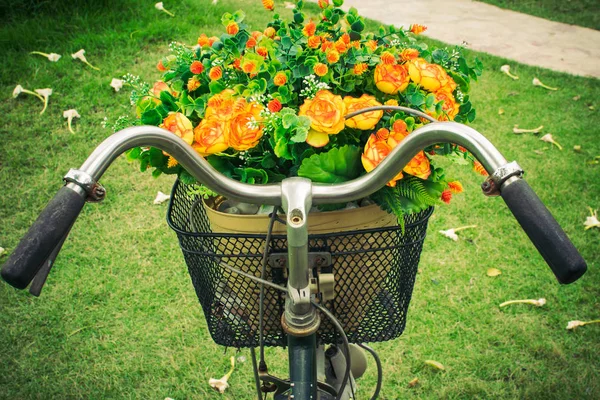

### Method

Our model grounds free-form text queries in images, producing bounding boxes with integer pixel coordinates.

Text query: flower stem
[583,319,600,326]
[22,89,45,103]
[161,8,175,17]
[83,60,100,71]
[30,51,50,58]
[40,97,49,115]
[452,225,477,232]
[67,117,75,133]
[500,299,538,307]
[223,356,236,381]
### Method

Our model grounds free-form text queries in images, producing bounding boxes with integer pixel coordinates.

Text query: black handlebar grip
[500,178,587,284]
[1,185,86,289]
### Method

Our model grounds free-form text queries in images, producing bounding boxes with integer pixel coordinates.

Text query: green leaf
[290,127,308,143]
[275,138,293,160]
[261,154,277,169]
[298,145,361,183]
[234,167,268,184]
[141,108,162,126]
[282,113,299,129]
[159,90,178,111]
[209,80,226,94]
[126,147,142,162]
[467,108,477,122]
[370,186,405,229]
[179,169,197,185]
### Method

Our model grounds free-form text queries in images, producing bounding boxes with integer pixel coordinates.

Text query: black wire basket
[167,180,433,348]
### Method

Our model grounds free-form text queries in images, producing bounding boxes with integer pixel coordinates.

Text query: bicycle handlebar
[0,116,587,290]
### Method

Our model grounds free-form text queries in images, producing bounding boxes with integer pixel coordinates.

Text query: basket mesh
[167,180,432,347]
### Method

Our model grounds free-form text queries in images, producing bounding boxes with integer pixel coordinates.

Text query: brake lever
[29,225,72,297]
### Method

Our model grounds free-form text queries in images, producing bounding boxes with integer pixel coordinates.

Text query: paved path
[313,0,600,78]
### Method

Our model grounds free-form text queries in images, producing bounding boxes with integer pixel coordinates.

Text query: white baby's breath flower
[513,125,543,134]
[71,49,100,70]
[532,77,558,91]
[209,356,236,394]
[540,133,563,150]
[500,65,519,80]
[31,51,61,62]
[499,298,546,308]
[110,78,124,92]
[34,88,52,114]
[584,207,600,230]
[63,109,80,133]
[155,2,175,16]
[153,191,171,205]
[438,225,477,241]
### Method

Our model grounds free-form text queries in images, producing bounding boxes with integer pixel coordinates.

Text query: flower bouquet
[120,0,484,221]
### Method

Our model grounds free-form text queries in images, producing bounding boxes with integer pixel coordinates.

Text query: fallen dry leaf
[540,133,563,150]
[439,225,477,241]
[567,319,600,330]
[500,298,546,308]
[153,191,170,205]
[500,65,519,80]
[573,145,582,152]
[424,360,445,371]
[513,125,543,134]
[408,377,420,387]
[584,207,600,230]
[487,268,502,277]
[498,108,505,115]
[573,95,581,101]
[532,77,558,91]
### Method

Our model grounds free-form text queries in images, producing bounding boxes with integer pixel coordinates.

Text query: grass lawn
[476,0,600,30]
[1,0,599,399]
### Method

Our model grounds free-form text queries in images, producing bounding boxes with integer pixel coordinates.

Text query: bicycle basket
[167,180,432,348]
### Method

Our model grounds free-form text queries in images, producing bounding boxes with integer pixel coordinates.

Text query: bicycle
[1,106,587,399]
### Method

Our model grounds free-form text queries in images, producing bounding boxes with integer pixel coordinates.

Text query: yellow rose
[228,100,264,151]
[408,58,457,93]
[205,89,236,121]
[374,64,410,95]
[403,150,431,179]
[193,118,230,156]
[344,94,383,130]
[431,90,459,121]
[161,112,194,145]
[299,90,346,147]
[386,121,432,180]
[361,133,403,187]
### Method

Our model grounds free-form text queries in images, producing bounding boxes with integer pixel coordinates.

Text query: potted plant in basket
[118,0,484,227]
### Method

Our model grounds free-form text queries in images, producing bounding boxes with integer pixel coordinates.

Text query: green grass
[476,0,600,30]
[1,0,599,399]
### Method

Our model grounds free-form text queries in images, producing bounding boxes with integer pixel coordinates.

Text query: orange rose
[385,99,399,107]
[429,90,459,121]
[246,37,257,48]
[161,113,194,145]
[242,59,258,74]
[226,22,239,35]
[205,89,236,120]
[303,21,316,37]
[190,61,204,74]
[374,64,410,95]
[400,48,419,62]
[353,63,368,75]
[380,51,396,65]
[341,33,351,45]
[197,34,210,47]
[187,76,201,92]
[326,49,340,64]
[193,118,230,156]
[299,90,346,147]
[157,60,167,71]
[208,36,219,46]
[410,24,427,35]
[228,100,264,151]
[441,189,452,204]
[313,63,328,77]
[268,99,282,113]
[448,181,464,194]
[262,0,274,11]
[321,41,334,52]
[365,40,378,52]
[408,58,457,93]
[273,72,287,86]
[209,66,222,80]
[344,94,383,130]
[402,150,431,179]
[256,47,268,58]
[334,40,347,53]
[392,119,408,135]
[307,35,321,49]
[318,0,329,8]
[264,27,276,38]
[361,134,403,187]
[152,81,176,98]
